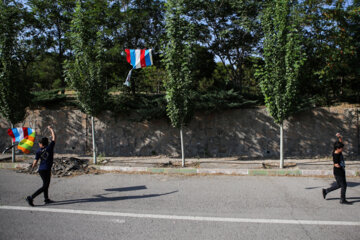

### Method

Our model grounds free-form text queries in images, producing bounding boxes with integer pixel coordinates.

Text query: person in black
[26,126,56,206]
[322,140,352,205]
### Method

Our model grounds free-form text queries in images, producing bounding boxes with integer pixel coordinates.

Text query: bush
[30,88,71,108]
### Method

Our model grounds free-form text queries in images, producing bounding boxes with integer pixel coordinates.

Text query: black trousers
[32,170,51,200]
[325,174,347,201]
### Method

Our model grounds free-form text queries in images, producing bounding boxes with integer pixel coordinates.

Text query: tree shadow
[305,186,323,190]
[104,186,147,192]
[48,186,178,206]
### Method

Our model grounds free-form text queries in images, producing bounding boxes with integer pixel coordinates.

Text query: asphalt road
[0,169,359,240]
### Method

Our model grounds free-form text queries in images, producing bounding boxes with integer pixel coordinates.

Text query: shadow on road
[104,186,147,192]
[305,181,360,190]
[48,185,178,206]
[348,182,360,188]
[325,197,360,203]
[305,181,360,204]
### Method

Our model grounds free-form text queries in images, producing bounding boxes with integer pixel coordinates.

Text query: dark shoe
[44,199,55,204]
[340,199,352,205]
[26,196,34,207]
[322,189,327,199]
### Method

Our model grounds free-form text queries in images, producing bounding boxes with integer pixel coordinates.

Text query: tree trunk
[11,123,15,163]
[91,116,97,164]
[180,127,185,167]
[280,123,284,169]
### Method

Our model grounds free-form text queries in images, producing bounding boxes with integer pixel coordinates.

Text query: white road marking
[1,205,359,226]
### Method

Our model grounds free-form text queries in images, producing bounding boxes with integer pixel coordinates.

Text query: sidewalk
[1,154,359,177]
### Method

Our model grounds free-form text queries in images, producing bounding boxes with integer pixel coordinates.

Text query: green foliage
[256,0,306,124]
[0,1,31,124]
[193,90,258,112]
[103,0,165,93]
[162,0,194,129]
[29,89,258,121]
[28,54,61,90]
[134,66,167,94]
[109,94,167,121]
[185,0,263,92]
[299,0,360,105]
[2,0,359,117]
[64,0,108,117]
[28,0,76,90]
[108,90,257,121]
[190,45,217,91]
[30,89,69,108]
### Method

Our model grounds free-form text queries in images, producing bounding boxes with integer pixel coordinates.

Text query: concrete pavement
[1,170,360,240]
[1,154,359,177]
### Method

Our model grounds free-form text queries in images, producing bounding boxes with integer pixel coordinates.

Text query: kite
[7,127,36,154]
[124,49,153,86]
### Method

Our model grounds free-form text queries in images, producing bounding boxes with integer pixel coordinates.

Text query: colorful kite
[124,49,153,86]
[7,127,36,154]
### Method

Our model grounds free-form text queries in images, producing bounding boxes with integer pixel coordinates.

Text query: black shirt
[36,141,55,171]
[333,152,345,176]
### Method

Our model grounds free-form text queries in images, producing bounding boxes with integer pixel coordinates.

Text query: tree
[162,0,194,167]
[299,0,360,106]
[64,0,108,164]
[190,45,217,92]
[105,0,165,95]
[256,0,306,168]
[315,0,360,103]
[0,1,31,162]
[28,0,75,91]
[185,0,263,92]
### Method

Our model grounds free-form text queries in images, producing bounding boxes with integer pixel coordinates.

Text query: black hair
[39,137,49,146]
[334,141,344,150]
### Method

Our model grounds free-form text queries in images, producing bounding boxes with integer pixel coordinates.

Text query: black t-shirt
[36,141,55,171]
[333,152,345,176]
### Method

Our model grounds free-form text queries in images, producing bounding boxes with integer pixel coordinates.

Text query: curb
[0,162,30,169]
[0,163,358,177]
[91,165,360,177]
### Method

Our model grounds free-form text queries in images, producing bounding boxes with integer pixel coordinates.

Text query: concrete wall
[1,106,359,159]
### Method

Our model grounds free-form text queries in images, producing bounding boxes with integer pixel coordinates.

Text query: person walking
[322,135,352,205]
[26,126,56,206]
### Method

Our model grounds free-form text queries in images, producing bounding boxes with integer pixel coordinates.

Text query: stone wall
[1,106,359,158]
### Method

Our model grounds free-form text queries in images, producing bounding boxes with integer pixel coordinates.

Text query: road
[0,169,359,240]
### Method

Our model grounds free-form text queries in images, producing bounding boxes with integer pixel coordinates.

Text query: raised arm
[336,133,342,143]
[48,126,56,142]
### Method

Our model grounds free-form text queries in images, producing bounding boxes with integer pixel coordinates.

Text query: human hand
[32,160,37,169]
[336,133,342,138]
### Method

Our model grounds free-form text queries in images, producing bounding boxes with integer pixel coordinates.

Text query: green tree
[28,0,76,91]
[256,0,306,168]
[105,0,165,95]
[0,1,31,162]
[162,0,194,167]
[64,0,108,164]
[190,45,217,92]
[185,0,263,92]
[300,0,360,105]
[316,0,360,103]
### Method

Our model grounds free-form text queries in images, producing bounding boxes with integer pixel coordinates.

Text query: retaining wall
[0,106,359,158]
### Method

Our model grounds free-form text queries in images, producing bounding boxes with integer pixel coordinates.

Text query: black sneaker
[340,199,352,205]
[26,196,34,207]
[322,189,327,199]
[44,199,55,204]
